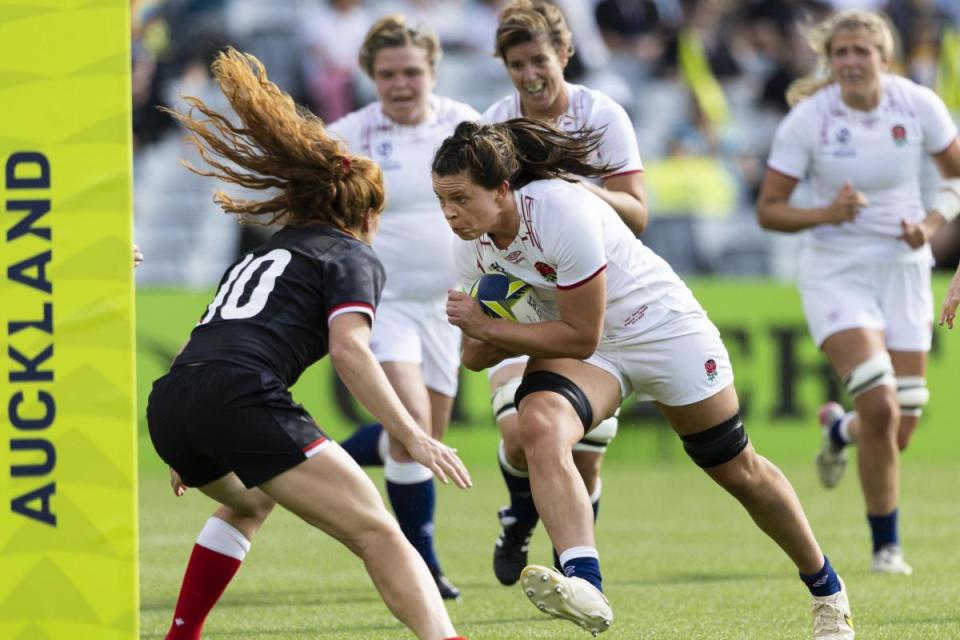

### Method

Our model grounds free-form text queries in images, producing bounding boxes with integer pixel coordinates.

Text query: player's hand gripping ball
[469,272,543,323]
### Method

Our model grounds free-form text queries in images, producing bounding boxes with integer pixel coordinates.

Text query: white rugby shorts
[585,309,735,406]
[798,253,932,351]
[369,298,461,397]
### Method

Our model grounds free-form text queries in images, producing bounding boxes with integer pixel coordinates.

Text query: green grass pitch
[138,424,960,639]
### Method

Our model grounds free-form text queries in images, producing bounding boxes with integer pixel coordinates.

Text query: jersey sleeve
[593,97,644,176]
[911,84,958,154]
[536,187,607,290]
[322,247,385,325]
[767,103,814,180]
[479,96,512,124]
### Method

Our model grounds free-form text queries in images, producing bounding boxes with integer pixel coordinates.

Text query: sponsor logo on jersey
[705,359,718,383]
[832,127,856,158]
[505,250,524,264]
[488,262,505,274]
[892,124,907,146]
[624,305,648,326]
[374,139,401,170]
[534,261,557,282]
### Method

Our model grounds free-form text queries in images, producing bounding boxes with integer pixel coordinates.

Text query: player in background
[328,15,480,600]
[435,119,854,639]
[756,9,960,575]
[147,48,471,640]
[480,0,648,586]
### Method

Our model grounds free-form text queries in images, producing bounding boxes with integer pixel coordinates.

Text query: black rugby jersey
[174,224,385,386]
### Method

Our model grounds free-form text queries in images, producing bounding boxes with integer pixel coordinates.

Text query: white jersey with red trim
[481,83,643,185]
[768,74,957,263]
[330,95,479,301]
[455,179,699,344]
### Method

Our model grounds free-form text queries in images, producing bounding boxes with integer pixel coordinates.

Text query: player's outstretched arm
[328,312,472,489]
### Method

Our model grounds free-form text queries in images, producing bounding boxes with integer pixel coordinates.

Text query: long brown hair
[787,10,897,107]
[432,119,618,190]
[166,48,384,231]
[495,0,573,61]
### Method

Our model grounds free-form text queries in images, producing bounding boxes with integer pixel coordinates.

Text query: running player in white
[757,10,960,576]
[329,15,479,599]
[480,0,647,586]
[434,118,854,639]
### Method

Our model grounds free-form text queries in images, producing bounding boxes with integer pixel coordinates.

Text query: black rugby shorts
[147,362,329,488]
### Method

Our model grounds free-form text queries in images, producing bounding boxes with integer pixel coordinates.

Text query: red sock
[166,518,249,640]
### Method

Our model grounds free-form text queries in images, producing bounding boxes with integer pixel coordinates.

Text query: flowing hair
[431,118,618,190]
[786,10,897,107]
[164,48,384,231]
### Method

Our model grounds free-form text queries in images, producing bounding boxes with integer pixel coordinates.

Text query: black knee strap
[681,413,748,468]
[514,371,593,431]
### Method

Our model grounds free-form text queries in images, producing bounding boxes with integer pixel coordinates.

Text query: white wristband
[932,177,960,222]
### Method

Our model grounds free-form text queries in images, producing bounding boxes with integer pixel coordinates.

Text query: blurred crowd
[131,0,960,285]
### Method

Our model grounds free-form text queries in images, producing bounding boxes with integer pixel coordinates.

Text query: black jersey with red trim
[174,224,385,386]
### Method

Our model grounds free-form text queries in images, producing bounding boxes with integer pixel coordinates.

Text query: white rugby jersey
[481,83,643,185]
[768,74,957,262]
[330,95,479,301]
[455,179,700,344]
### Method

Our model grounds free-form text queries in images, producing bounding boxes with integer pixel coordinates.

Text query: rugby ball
[469,272,543,323]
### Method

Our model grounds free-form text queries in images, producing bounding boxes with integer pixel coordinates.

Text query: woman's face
[372,45,436,125]
[432,172,507,241]
[503,37,568,119]
[828,27,887,109]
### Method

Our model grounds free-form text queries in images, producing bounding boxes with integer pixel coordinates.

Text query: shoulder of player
[567,83,629,122]
[519,180,593,221]
[884,73,940,110]
[272,226,375,263]
[479,94,515,123]
[433,94,481,122]
[327,103,380,141]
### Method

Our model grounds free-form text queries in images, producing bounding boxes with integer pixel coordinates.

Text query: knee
[518,399,566,454]
[220,491,276,533]
[344,511,405,557]
[857,390,899,437]
[709,447,766,498]
[500,435,527,470]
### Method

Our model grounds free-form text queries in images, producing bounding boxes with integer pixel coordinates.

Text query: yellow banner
[0,2,137,638]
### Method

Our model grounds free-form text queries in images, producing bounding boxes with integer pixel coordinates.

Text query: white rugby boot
[815,402,848,489]
[811,578,855,639]
[520,565,612,636]
[871,545,913,575]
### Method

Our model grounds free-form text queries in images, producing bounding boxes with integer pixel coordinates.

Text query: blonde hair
[787,10,897,106]
[495,0,574,62]
[166,48,384,231]
[358,14,442,77]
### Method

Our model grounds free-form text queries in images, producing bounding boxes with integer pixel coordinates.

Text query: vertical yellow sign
[0,2,137,639]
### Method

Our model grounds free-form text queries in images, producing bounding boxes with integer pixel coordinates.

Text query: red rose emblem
[892,124,906,146]
[534,261,557,282]
[705,359,717,374]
